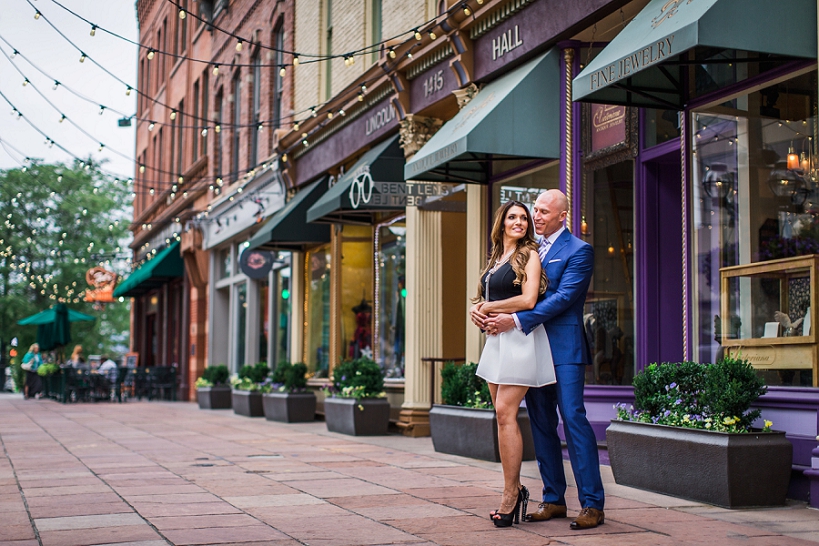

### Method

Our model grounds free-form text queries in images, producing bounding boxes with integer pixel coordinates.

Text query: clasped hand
[469,302,514,335]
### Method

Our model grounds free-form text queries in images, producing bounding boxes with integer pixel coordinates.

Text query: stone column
[464,184,487,365]
[397,114,443,437]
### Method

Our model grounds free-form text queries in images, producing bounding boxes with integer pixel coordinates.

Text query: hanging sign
[239,248,275,279]
[590,104,627,152]
[84,267,119,303]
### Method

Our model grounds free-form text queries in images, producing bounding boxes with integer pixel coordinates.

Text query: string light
[235,40,243,52]
[214,124,221,133]
[52,81,59,90]
[389,48,396,59]
[79,52,86,63]
[464,6,472,15]
[327,111,333,120]
[212,64,219,76]
[279,66,286,77]
[34,11,41,20]
[148,121,155,131]
[125,86,132,96]
[98,105,105,115]
[178,9,186,19]
[429,29,437,40]
[170,110,177,120]
[22,79,28,87]
[147,49,155,60]
[292,56,299,67]
[90,25,96,37]
[59,114,66,123]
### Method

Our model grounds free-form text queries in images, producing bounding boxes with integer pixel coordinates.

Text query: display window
[340,225,374,363]
[375,220,406,379]
[692,69,818,387]
[305,245,332,376]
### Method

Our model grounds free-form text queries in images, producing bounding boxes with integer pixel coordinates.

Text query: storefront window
[271,260,291,366]
[376,221,405,378]
[582,161,636,386]
[341,225,374,362]
[492,162,560,210]
[259,280,269,364]
[306,245,331,376]
[692,70,818,387]
[235,282,247,366]
[644,109,680,148]
[220,247,232,279]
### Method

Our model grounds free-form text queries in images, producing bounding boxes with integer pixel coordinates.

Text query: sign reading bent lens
[347,172,458,209]
[239,248,275,279]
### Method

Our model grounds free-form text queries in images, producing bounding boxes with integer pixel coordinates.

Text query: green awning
[113,241,183,298]
[404,49,560,184]
[247,179,331,251]
[18,306,95,325]
[306,136,406,225]
[573,0,816,108]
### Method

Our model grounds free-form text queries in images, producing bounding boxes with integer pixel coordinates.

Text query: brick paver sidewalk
[1,393,817,546]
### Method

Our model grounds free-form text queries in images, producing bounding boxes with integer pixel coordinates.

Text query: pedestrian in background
[67,345,87,370]
[22,343,42,399]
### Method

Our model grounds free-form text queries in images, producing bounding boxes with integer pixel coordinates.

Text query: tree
[0,159,132,358]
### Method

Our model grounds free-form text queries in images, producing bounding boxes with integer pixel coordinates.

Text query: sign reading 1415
[423,69,445,98]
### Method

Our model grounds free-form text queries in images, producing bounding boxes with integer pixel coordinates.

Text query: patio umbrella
[17,304,95,351]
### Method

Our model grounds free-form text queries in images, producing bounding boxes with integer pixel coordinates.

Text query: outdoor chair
[64,368,91,403]
[148,366,177,401]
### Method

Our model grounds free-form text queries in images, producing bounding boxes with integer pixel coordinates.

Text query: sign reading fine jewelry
[588,35,676,91]
[348,169,456,208]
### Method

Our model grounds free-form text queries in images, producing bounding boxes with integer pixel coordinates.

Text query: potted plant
[323,357,390,435]
[262,362,316,422]
[231,362,269,417]
[195,365,231,409]
[609,357,792,508]
[37,363,60,400]
[429,362,536,462]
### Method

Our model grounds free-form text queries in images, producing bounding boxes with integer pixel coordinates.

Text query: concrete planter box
[263,392,317,423]
[607,420,793,508]
[429,405,535,462]
[197,386,232,409]
[324,397,390,435]
[231,390,264,417]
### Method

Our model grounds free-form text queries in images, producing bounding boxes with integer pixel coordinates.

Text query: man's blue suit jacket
[517,229,593,366]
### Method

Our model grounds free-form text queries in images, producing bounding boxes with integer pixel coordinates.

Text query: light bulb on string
[90,25,96,36]
[464,6,472,15]
[59,114,66,123]
[126,86,132,96]
[292,56,299,67]
[429,30,437,40]
[98,143,104,151]
[201,128,208,137]
[414,29,422,41]
[98,105,105,115]
[407,51,413,59]
[10,50,17,59]
[214,124,221,133]
[52,81,59,90]
[389,48,396,59]
[279,66,286,77]
[149,187,155,195]
[235,40,243,52]
[327,111,333,120]
[212,64,219,75]
[311,107,317,117]
[22,79,28,86]
[79,52,86,63]
[147,49,155,60]
[258,123,264,131]
[34,11,41,20]
[170,110,177,120]
[293,121,299,131]
[148,121,155,131]
[179,9,186,19]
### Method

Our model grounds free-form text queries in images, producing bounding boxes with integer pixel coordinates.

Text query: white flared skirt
[476,324,556,387]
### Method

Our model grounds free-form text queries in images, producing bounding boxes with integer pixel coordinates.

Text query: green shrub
[440,362,492,409]
[271,362,308,393]
[37,363,60,377]
[239,362,269,384]
[332,357,384,398]
[231,376,258,392]
[620,357,767,432]
[202,364,229,386]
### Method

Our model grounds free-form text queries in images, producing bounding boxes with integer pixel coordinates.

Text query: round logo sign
[348,171,374,209]
[239,248,275,279]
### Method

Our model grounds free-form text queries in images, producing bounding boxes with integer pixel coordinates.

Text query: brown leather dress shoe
[570,507,604,530]
[524,502,567,522]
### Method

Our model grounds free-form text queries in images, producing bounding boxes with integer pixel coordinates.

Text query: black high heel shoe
[489,485,529,521]
[492,486,529,528]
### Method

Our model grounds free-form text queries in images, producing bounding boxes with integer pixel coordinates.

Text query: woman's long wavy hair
[472,200,548,303]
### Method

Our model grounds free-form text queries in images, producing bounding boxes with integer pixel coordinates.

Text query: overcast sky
[0,1,138,178]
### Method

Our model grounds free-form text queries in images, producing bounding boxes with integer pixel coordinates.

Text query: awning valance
[404,49,561,184]
[113,241,183,298]
[573,0,816,108]
[306,135,406,225]
[247,179,331,251]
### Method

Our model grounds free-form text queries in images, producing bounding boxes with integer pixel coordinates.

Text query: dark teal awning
[113,241,183,298]
[405,49,560,184]
[247,179,331,251]
[573,0,816,108]
[306,136,406,225]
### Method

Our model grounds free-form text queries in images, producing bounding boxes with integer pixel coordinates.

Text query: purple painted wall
[294,98,399,187]
[472,0,615,81]
[410,60,459,113]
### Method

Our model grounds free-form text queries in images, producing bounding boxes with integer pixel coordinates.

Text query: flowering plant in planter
[440,362,492,409]
[328,357,385,399]
[614,358,771,432]
[270,362,309,393]
[195,364,230,388]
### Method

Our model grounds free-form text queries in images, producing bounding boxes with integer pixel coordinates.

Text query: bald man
[473,190,605,530]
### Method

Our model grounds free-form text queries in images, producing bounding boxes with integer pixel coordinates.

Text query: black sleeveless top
[481,262,522,302]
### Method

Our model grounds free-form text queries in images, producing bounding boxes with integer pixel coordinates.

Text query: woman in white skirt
[471,200,555,527]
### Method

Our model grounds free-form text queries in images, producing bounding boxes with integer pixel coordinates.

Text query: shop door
[637,150,684,366]
[145,313,157,367]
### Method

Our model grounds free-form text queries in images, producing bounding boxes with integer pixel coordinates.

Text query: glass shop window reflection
[306,246,331,377]
[692,70,818,387]
[376,222,406,379]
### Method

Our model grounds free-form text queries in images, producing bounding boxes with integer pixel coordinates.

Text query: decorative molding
[468,0,536,40]
[406,44,454,80]
[564,48,574,233]
[398,115,443,159]
[453,83,482,109]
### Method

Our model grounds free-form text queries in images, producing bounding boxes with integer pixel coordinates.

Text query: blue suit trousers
[525,363,604,510]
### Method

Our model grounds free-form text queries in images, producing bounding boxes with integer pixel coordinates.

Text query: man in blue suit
[476,189,605,530]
